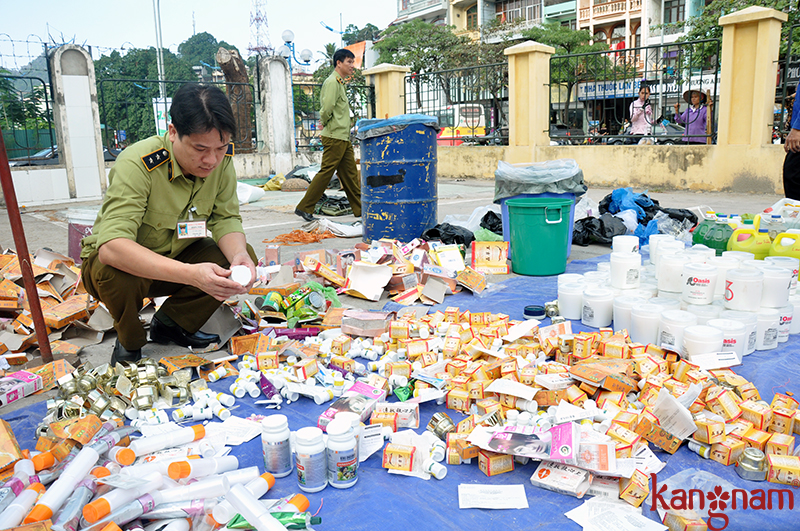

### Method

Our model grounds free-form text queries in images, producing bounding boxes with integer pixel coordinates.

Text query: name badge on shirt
[177,219,206,239]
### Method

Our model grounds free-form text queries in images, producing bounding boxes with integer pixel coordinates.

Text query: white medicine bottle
[325,419,358,489]
[295,426,328,493]
[261,414,293,478]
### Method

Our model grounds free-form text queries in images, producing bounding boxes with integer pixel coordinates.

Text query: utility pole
[152,0,166,100]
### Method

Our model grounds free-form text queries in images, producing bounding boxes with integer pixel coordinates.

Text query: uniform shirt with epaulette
[80,132,242,260]
[320,70,351,141]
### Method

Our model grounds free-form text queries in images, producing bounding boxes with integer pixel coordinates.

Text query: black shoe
[149,314,220,349]
[111,339,142,367]
[295,208,316,222]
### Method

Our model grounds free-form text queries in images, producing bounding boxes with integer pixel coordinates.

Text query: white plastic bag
[442,204,502,234]
[236,182,266,205]
[574,195,598,221]
[613,209,639,234]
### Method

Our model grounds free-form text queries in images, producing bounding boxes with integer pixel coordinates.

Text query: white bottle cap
[423,458,447,480]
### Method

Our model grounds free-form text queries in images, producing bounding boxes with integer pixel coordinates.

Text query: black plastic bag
[422,223,475,247]
[480,211,503,235]
[572,214,627,246]
[657,207,697,226]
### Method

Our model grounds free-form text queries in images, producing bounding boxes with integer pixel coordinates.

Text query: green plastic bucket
[506,197,574,276]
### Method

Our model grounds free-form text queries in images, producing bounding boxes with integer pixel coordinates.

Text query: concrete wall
[438,143,786,194]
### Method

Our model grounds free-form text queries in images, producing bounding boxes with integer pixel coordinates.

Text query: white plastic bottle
[212,472,275,525]
[325,419,358,489]
[294,427,327,493]
[261,415,293,478]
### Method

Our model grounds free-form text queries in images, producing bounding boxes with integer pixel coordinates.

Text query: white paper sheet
[651,387,697,440]
[584,509,667,531]
[485,379,538,401]
[458,484,529,509]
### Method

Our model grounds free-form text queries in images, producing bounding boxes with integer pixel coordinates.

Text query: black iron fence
[0,73,55,161]
[549,38,720,145]
[403,63,509,146]
[292,82,375,149]
[97,78,257,152]
[777,24,800,143]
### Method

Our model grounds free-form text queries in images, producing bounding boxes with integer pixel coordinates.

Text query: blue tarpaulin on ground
[2,254,800,531]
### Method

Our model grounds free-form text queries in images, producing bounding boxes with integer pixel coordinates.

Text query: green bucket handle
[545,206,563,225]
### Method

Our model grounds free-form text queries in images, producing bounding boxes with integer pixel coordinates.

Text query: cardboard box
[0,419,23,472]
[264,245,281,266]
[770,407,795,435]
[693,417,726,445]
[470,241,509,274]
[382,443,415,471]
[317,381,385,430]
[766,433,795,456]
[767,454,800,487]
[710,437,745,466]
[0,371,43,408]
[739,400,772,431]
[662,510,708,531]
[620,468,650,507]
[478,450,514,477]
[634,416,681,454]
[42,294,90,329]
[370,411,398,432]
[742,428,771,452]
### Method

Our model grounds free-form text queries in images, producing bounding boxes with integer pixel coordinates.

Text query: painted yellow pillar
[362,63,410,119]
[717,6,787,147]
[504,41,555,148]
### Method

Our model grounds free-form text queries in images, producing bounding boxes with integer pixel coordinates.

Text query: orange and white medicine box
[739,400,772,431]
[330,335,351,355]
[710,437,745,466]
[766,433,795,456]
[767,454,800,487]
[382,443,415,471]
[692,417,725,445]
[477,450,514,477]
[662,510,708,531]
[369,411,398,432]
[256,351,280,370]
[619,468,650,508]
[770,407,795,435]
[293,358,318,380]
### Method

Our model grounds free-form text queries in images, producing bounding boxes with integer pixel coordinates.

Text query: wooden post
[0,130,53,363]
[216,47,254,153]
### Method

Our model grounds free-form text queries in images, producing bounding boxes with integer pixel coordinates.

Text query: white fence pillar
[49,45,106,199]
[257,56,295,175]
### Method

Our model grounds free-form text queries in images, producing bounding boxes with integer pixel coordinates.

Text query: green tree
[319,43,337,69]
[682,0,797,51]
[342,23,381,46]
[522,23,609,124]
[373,20,468,75]
[94,47,196,146]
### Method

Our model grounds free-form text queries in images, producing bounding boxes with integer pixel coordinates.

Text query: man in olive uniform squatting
[80,84,258,366]
[295,48,362,221]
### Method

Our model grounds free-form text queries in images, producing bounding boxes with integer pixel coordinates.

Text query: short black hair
[169,84,236,140]
[333,48,355,67]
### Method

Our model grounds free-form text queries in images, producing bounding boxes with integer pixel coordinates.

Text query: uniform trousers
[82,238,256,350]
[297,136,362,216]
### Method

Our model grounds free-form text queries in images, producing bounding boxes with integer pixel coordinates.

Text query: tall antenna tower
[248,0,273,56]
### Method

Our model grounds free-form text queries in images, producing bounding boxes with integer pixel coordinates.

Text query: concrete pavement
[0,178,785,414]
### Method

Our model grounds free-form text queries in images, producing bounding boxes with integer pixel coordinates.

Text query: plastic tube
[26,446,100,523]
[83,471,163,523]
[120,455,201,478]
[77,495,156,531]
[221,466,260,486]
[143,518,191,531]
[139,499,214,519]
[167,456,239,480]
[51,476,98,531]
[213,472,276,525]
[87,421,121,446]
[117,425,205,466]
[151,475,230,506]
[0,483,46,528]
[88,428,137,456]
[225,483,287,531]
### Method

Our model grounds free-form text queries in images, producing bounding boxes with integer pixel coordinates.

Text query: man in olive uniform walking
[81,84,258,365]
[295,48,362,221]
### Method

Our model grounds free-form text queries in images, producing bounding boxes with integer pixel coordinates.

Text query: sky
[0,0,398,71]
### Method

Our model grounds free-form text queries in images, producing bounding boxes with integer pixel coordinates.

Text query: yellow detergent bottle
[768,231,800,259]
[727,226,771,259]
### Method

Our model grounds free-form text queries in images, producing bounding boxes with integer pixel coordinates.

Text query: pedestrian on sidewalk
[80,83,258,366]
[674,90,711,145]
[784,90,800,200]
[629,85,653,145]
[295,48,362,222]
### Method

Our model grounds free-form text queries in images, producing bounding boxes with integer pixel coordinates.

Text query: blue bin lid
[355,114,441,140]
